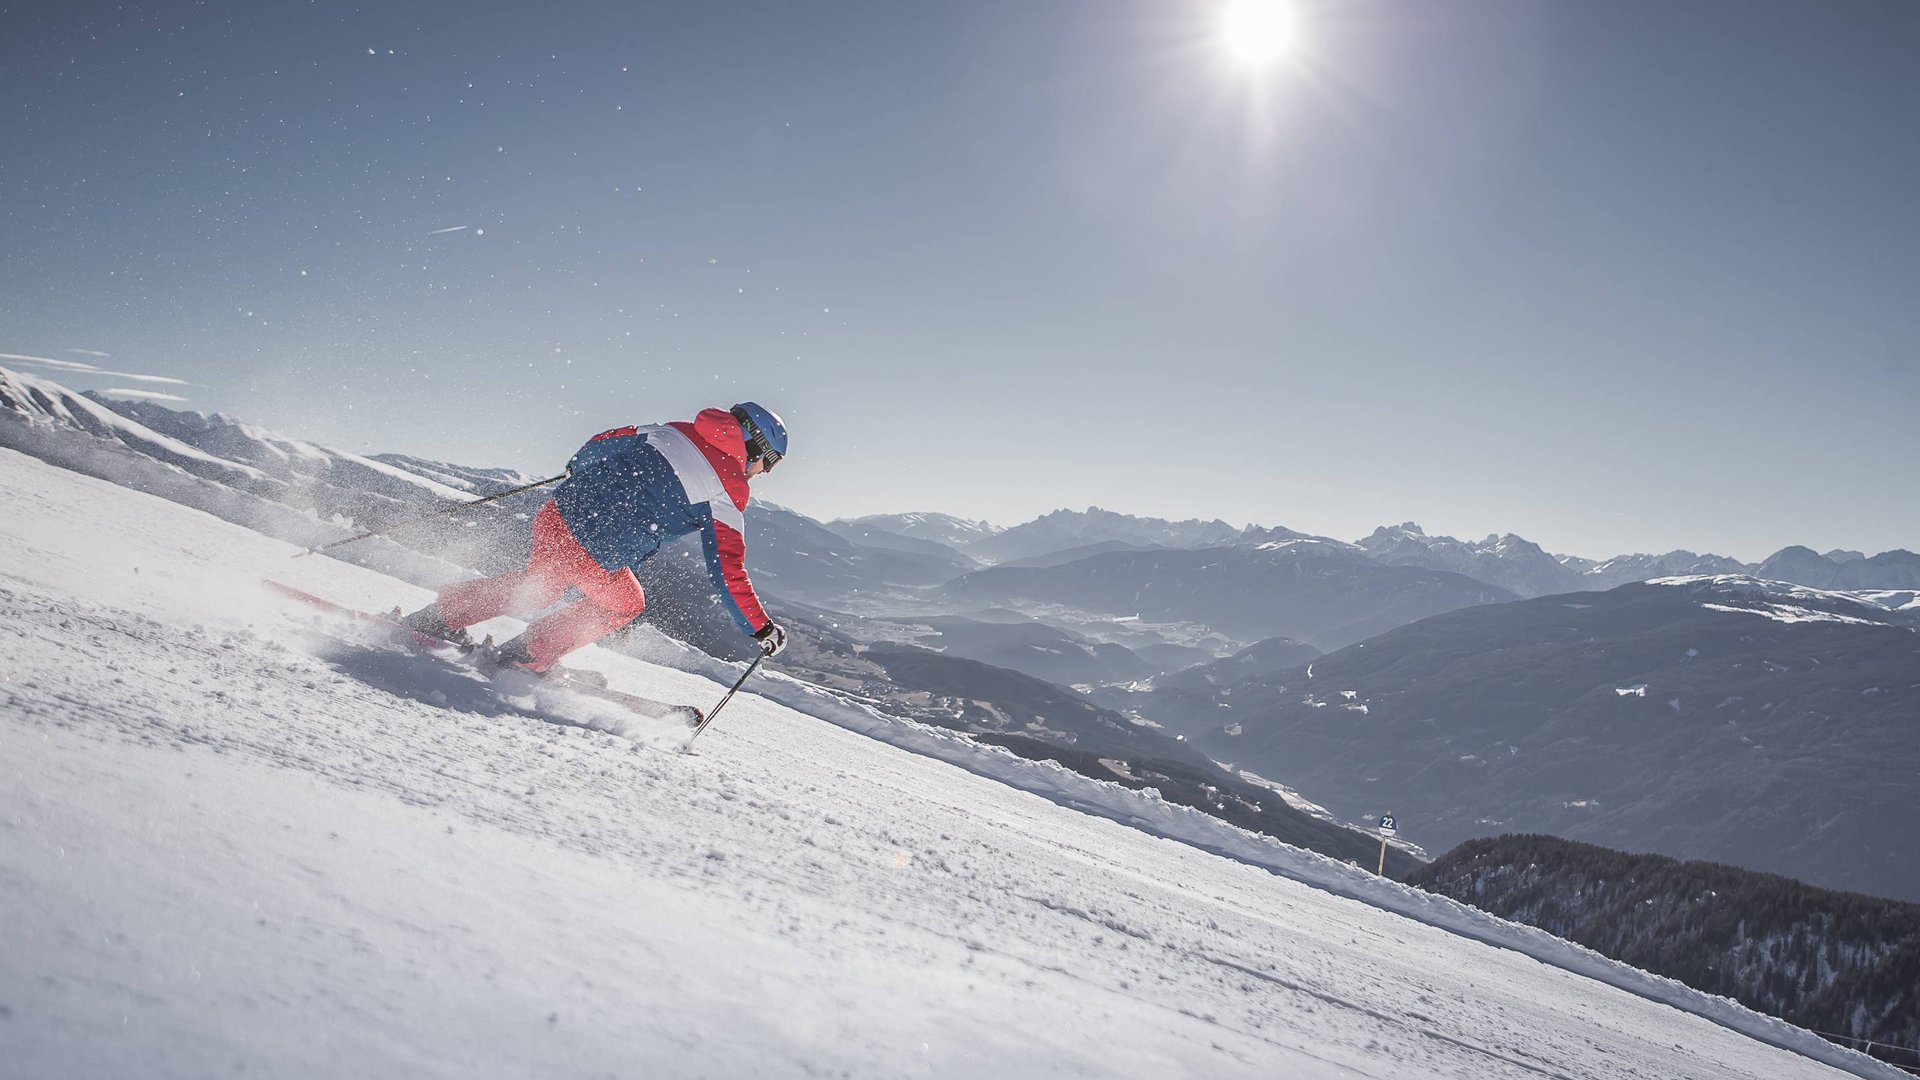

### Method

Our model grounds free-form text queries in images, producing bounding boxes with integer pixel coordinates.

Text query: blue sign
[1378,814,1397,837]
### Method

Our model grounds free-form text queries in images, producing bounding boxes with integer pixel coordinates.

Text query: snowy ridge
[1253,537,1355,552]
[1697,603,1885,627]
[1856,589,1920,613]
[2,365,493,524]
[1647,574,1918,625]
[371,452,547,496]
[100,395,483,504]
[1,365,268,486]
[0,390,487,598]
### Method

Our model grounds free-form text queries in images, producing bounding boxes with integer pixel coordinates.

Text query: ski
[263,580,704,728]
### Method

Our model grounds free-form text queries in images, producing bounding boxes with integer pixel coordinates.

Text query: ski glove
[754,622,788,658]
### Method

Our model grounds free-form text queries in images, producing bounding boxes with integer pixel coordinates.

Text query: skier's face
[745,456,769,479]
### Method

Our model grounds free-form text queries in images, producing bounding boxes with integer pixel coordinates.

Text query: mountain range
[847,508,1920,600]
[943,540,1520,650]
[10,365,1914,609]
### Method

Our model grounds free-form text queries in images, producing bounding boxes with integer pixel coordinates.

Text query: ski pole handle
[296,474,566,557]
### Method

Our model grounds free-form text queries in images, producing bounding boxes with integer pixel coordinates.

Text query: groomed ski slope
[0,446,1898,1080]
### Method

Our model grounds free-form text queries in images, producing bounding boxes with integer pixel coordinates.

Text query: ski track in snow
[0,447,1898,1079]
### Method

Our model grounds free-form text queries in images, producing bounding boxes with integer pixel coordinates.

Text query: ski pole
[294,474,566,557]
[688,652,765,744]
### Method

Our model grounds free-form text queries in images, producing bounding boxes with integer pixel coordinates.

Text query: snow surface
[0,446,1901,1079]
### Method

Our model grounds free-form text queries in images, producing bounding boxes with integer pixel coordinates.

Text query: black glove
[754,622,788,658]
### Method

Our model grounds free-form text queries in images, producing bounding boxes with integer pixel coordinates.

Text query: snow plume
[0,351,190,386]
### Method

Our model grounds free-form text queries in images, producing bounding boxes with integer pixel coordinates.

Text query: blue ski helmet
[730,401,788,470]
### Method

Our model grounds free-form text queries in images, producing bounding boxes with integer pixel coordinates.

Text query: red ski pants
[436,500,646,671]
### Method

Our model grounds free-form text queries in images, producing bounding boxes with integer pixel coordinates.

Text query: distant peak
[1481,533,1545,556]
[1359,522,1424,543]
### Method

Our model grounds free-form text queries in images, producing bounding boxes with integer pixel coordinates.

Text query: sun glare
[1219,0,1298,68]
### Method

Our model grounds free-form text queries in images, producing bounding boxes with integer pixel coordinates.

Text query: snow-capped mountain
[831,510,1002,551]
[1,366,268,489]
[1356,521,1761,598]
[816,517,982,569]
[98,395,488,504]
[1755,545,1920,590]
[1568,549,1756,590]
[832,497,1915,610]
[967,506,1256,564]
[0,367,571,581]
[1357,522,1584,598]
[0,429,1898,1080]
[1137,575,1920,902]
[1349,522,1919,599]
[848,503,1918,610]
[845,507,1338,570]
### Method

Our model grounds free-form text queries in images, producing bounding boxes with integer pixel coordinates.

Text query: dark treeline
[1408,834,1920,1073]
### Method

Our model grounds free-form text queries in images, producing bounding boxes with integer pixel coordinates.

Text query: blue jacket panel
[555,427,683,569]
[551,423,768,635]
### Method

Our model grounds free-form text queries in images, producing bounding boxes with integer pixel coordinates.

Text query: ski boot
[395,602,475,648]
[485,634,545,675]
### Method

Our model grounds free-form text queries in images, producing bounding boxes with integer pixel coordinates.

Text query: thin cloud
[2,352,104,372]
[66,348,112,358]
[99,388,192,403]
[0,352,191,386]
[426,224,469,235]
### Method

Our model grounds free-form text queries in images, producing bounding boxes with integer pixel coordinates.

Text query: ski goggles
[745,428,782,472]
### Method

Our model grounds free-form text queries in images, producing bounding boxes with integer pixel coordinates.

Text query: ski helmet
[730,401,788,470]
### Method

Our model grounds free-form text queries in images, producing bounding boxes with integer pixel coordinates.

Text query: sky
[2,0,1916,562]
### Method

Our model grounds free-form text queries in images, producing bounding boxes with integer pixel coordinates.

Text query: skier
[399,402,790,673]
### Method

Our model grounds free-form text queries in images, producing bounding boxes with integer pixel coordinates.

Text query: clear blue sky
[3,0,1915,562]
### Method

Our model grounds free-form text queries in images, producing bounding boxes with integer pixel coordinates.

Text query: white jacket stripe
[647,425,746,534]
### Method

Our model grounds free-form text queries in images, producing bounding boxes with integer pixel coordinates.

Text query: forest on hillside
[1409,834,1920,1073]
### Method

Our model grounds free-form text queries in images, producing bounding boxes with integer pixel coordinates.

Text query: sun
[1219,0,1298,68]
